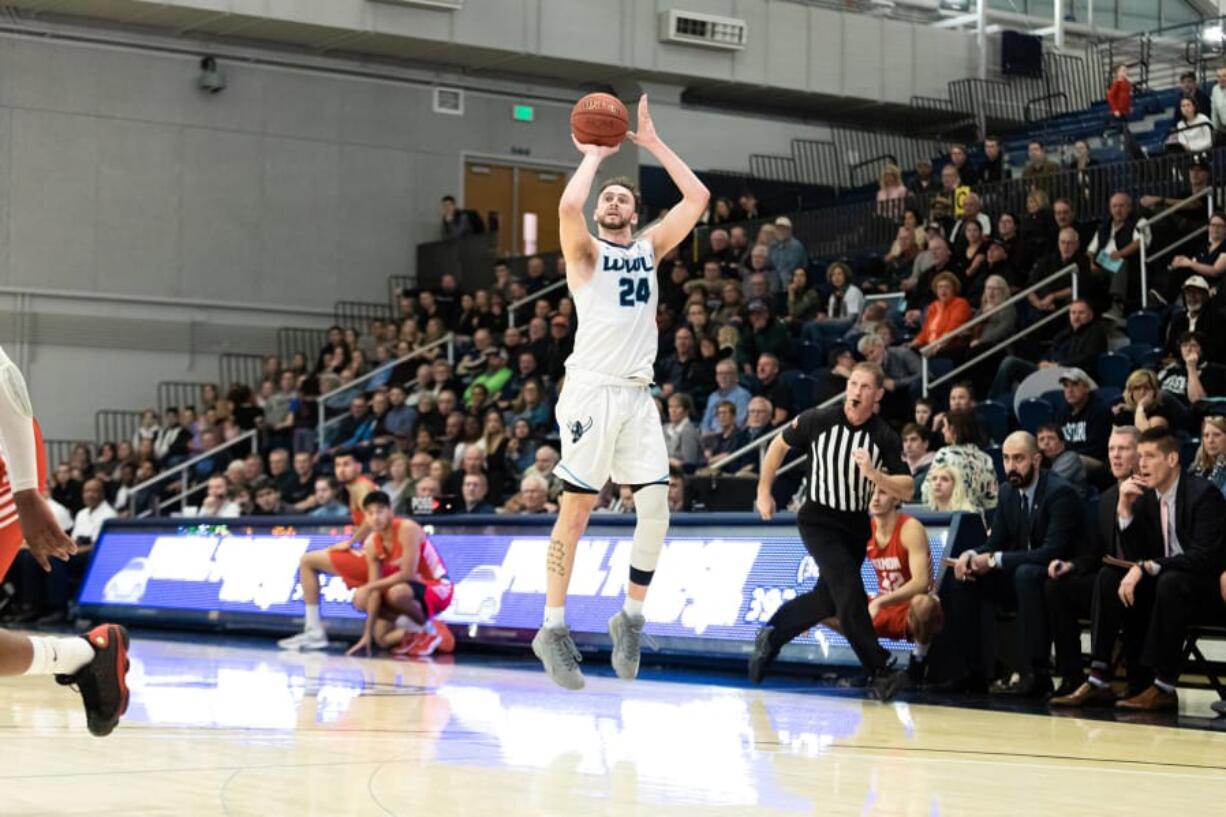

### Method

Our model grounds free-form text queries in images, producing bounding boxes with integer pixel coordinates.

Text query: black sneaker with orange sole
[55,624,130,737]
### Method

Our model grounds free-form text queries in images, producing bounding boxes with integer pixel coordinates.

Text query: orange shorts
[329,549,369,589]
[0,419,48,578]
[870,597,910,641]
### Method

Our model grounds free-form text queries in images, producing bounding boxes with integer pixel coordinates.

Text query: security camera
[198,56,226,94]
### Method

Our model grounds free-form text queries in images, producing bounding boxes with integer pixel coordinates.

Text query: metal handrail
[919,262,1078,357]
[1138,186,1213,309]
[1024,91,1068,124]
[316,333,455,447]
[1148,224,1209,265]
[128,428,259,517]
[507,278,568,328]
[707,389,846,474]
[928,305,1072,394]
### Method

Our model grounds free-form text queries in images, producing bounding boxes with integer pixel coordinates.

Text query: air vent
[370,0,463,10]
[658,10,747,51]
[433,87,464,116]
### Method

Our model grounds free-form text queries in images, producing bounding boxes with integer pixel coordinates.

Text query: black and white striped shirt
[782,404,905,527]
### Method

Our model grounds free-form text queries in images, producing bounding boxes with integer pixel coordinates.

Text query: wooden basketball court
[5,635,1226,816]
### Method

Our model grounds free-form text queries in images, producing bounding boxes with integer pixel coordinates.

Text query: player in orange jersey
[0,345,129,736]
[280,449,380,651]
[343,491,454,658]
[821,487,943,685]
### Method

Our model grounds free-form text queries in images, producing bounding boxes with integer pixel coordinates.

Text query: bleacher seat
[1096,352,1131,389]
[1126,311,1161,347]
[781,370,817,408]
[1118,343,1161,369]
[1098,386,1122,407]
[987,445,1005,482]
[1017,398,1054,434]
[1182,437,1200,469]
[797,341,822,374]
[974,400,1009,445]
[1040,389,1065,415]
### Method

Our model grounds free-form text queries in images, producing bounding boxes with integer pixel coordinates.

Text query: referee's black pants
[767,518,891,673]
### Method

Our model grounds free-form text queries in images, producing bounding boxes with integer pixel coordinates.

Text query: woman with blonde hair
[1191,415,1226,493]
[876,163,908,219]
[925,464,976,514]
[1111,368,1186,431]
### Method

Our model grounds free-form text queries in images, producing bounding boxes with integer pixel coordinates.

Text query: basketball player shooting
[532,94,709,690]
[0,345,129,736]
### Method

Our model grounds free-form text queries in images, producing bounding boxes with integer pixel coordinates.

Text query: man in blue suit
[942,431,1084,696]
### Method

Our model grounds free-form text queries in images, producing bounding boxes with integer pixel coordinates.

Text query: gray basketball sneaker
[608,610,646,680]
[532,625,585,690]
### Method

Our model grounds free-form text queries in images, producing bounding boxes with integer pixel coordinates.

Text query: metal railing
[507,279,568,328]
[128,429,259,517]
[919,261,1079,396]
[1137,185,1215,309]
[707,389,847,475]
[335,300,393,333]
[277,327,330,367]
[157,381,210,414]
[219,353,264,393]
[316,333,455,449]
[388,275,412,313]
[94,410,142,447]
[44,439,87,472]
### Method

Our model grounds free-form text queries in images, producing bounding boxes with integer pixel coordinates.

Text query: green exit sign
[512,104,535,122]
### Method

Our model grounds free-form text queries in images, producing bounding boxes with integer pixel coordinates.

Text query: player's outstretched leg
[279,550,335,650]
[0,626,130,737]
[534,491,599,690]
[608,482,667,680]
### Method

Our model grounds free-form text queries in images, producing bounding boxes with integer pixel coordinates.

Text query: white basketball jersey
[565,237,658,383]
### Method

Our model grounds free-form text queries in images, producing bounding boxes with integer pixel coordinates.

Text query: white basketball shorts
[554,369,669,492]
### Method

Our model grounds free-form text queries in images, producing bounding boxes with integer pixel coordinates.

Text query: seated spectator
[465,347,512,406]
[1087,193,1141,318]
[1189,415,1226,494]
[738,300,792,373]
[461,472,496,514]
[380,452,411,510]
[282,451,317,509]
[822,261,865,323]
[944,431,1082,695]
[1111,369,1186,431]
[813,344,856,405]
[1021,188,1057,266]
[1021,140,1060,187]
[1170,218,1226,322]
[953,223,989,307]
[768,217,806,287]
[908,159,935,195]
[667,465,690,512]
[949,192,992,251]
[684,260,727,313]
[857,333,921,423]
[979,134,1009,184]
[714,281,746,326]
[750,353,793,423]
[702,400,748,465]
[878,224,922,294]
[1055,367,1111,468]
[524,445,563,502]
[875,163,908,219]
[133,408,160,449]
[503,474,555,515]
[509,378,551,434]
[199,474,241,518]
[154,407,190,467]
[990,299,1107,398]
[251,480,287,516]
[1037,423,1088,496]
[1158,331,1226,408]
[1028,226,1102,322]
[664,393,703,470]
[901,423,935,501]
[701,359,750,433]
[921,409,998,515]
[908,272,972,358]
[72,478,116,546]
[902,236,952,320]
[329,395,376,452]
[740,245,782,298]
[924,464,976,514]
[966,275,1017,382]
[1168,96,1213,154]
[456,328,495,379]
[730,396,775,473]
[504,418,538,475]
[1162,275,1222,365]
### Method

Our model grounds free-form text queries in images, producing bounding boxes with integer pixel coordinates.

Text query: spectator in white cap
[1054,367,1111,468]
[768,216,806,289]
[1161,274,1221,364]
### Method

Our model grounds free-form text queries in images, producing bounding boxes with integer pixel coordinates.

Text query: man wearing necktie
[943,431,1082,695]
[1054,427,1226,710]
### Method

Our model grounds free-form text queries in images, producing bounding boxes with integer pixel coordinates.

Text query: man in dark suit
[1044,426,1139,698]
[1052,427,1226,710]
[942,431,1083,695]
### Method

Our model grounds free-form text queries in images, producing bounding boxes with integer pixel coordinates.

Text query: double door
[463,160,568,258]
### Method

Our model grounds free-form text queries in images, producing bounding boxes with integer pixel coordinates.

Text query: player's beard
[598,211,628,230]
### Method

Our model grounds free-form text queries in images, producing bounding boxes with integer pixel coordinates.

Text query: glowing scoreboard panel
[78,513,977,664]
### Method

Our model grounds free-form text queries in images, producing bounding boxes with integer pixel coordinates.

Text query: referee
[750,361,915,701]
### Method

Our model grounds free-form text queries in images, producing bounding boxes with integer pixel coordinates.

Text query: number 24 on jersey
[618,277,650,307]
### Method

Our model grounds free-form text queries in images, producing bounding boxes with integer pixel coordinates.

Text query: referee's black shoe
[748,626,779,684]
[868,660,910,703]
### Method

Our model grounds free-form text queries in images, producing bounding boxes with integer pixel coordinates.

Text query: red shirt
[1107,77,1132,117]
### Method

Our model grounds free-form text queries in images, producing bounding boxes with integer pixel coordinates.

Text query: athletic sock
[543,606,565,629]
[911,642,929,660]
[22,635,95,676]
[1087,661,1108,687]
[1154,678,1176,693]
[623,597,644,618]
[394,615,425,633]
[304,604,323,633]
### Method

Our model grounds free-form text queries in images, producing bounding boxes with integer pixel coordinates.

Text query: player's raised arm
[558,137,619,289]
[626,95,709,258]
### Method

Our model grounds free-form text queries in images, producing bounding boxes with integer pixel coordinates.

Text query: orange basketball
[571,93,629,147]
